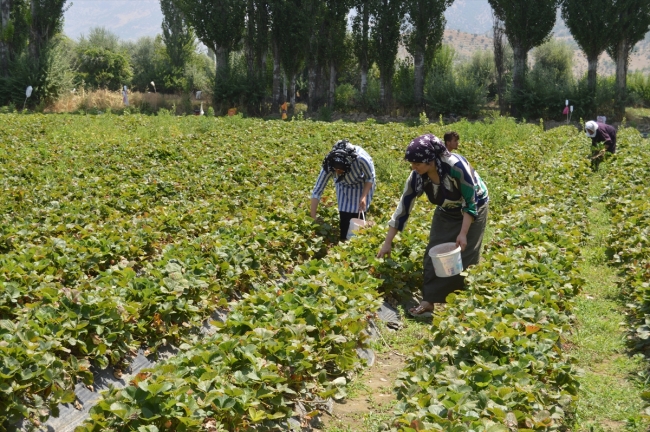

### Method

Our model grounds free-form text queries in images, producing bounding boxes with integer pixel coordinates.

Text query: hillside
[444,28,650,75]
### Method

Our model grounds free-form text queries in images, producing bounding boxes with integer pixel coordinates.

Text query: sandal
[408,302,434,318]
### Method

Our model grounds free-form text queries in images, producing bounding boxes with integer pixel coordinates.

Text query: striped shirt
[311,145,376,213]
[388,153,489,231]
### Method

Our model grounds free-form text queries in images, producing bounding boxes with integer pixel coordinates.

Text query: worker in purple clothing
[585,120,617,156]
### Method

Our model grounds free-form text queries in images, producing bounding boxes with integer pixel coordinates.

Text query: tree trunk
[282,73,287,104]
[493,14,506,115]
[360,69,368,97]
[215,46,229,75]
[614,38,629,120]
[586,52,598,94]
[511,42,527,118]
[328,62,336,108]
[29,0,38,60]
[315,65,325,109]
[272,39,281,111]
[308,64,317,112]
[359,1,370,97]
[413,46,425,107]
[0,0,10,77]
[380,74,391,111]
[290,73,296,113]
[245,0,255,77]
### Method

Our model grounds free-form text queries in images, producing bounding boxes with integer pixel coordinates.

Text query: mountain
[444,0,494,35]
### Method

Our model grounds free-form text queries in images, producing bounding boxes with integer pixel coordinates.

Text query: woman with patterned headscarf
[311,140,376,241]
[377,134,489,317]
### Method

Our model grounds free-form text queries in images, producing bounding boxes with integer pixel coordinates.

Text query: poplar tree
[404,0,453,107]
[561,0,612,97]
[370,0,405,110]
[605,0,650,119]
[28,0,68,60]
[269,0,314,112]
[0,0,29,77]
[488,0,559,117]
[173,0,246,77]
[323,0,351,108]
[244,0,269,81]
[352,0,375,98]
[492,12,508,114]
[160,0,195,74]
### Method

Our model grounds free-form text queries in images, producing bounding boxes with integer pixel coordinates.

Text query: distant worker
[443,131,460,151]
[281,101,288,120]
[311,140,376,241]
[585,120,617,157]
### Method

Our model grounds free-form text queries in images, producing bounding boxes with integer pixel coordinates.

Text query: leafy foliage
[76,47,133,90]
[390,123,593,430]
[597,128,650,414]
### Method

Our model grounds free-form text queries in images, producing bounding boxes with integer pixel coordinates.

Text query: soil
[315,351,406,432]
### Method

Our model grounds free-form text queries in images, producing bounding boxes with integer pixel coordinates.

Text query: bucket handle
[358,211,365,221]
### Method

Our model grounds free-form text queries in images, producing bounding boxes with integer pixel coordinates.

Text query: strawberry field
[0,113,649,431]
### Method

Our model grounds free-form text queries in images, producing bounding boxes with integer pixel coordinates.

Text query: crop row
[0,113,569,429]
[597,129,650,413]
[0,113,344,428]
[69,118,571,431]
[387,126,592,431]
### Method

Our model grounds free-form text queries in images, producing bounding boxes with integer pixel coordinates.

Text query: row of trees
[492,0,650,118]
[164,0,650,118]
[0,0,214,108]
[1,0,649,119]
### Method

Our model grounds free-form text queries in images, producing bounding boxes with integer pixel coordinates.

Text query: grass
[570,173,650,432]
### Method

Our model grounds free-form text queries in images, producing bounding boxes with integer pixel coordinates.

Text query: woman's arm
[359,181,373,212]
[310,169,332,219]
[456,211,473,251]
[378,172,420,258]
[377,226,399,258]
[310,197,320,219]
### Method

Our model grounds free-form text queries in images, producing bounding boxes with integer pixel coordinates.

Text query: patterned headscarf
[404,134,450,184]
[322,140,358,182]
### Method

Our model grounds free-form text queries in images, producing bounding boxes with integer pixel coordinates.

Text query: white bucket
[346,212,368,240]
[428,242,463,277]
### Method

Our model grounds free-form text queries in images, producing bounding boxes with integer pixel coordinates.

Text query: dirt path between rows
[316,351,406,432]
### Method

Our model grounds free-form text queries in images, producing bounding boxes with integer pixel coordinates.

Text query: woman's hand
[377,242,392,258]
[358,196,367,212]
[456,233,467,251]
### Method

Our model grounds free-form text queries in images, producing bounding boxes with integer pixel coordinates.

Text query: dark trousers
[422,204,489,303]
[339,211,358,241]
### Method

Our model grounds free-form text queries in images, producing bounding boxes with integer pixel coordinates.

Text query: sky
[64,0,164,41]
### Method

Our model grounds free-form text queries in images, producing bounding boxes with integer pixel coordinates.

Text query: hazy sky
[64,0,164,41]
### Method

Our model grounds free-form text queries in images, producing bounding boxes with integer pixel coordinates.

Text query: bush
[358,65,382,113]
[531,39,574,84]
[567,75,617,120]
[77,46,133,90]
[213,52,265,114]
[334,83,358,112]
[0,36,75,108]
[458,50,496,100]
[424,72,486,118]
[628,71,650,107]
[393,58,415,110]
